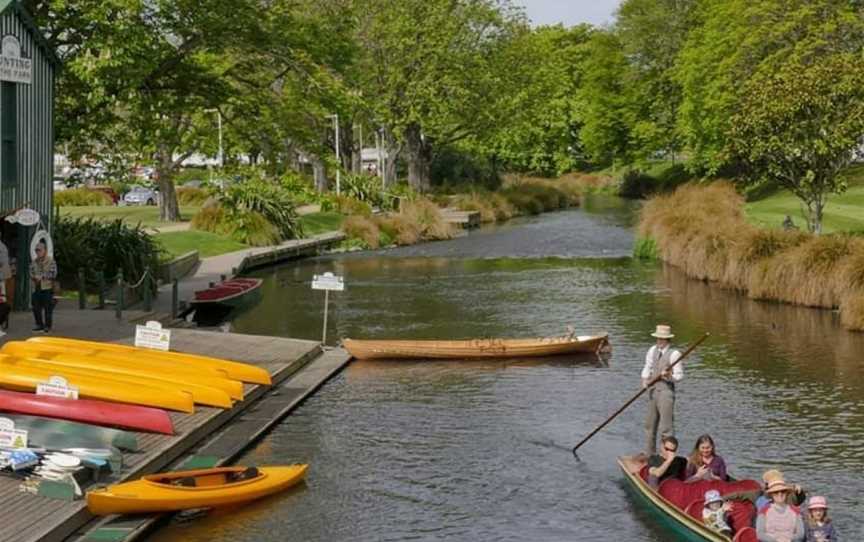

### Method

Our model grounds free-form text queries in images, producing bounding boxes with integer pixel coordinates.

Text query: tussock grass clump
[639,181,864,330]
[453,192,515,223]
[376,214,421,246]
[191,204,225,232]
[55,188,112,207]
[400,198,454,240]
[176,186,209,206]
[342,216,381,249]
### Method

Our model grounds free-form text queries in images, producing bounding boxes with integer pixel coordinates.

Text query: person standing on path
[30,239,57,332]
[642,324,683,456]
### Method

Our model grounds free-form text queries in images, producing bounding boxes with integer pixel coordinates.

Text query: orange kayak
[86,465,308,515]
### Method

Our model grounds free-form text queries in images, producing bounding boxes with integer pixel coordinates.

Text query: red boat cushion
[659,478,759,533]
[684,498,705,521]
[733,527,758,542]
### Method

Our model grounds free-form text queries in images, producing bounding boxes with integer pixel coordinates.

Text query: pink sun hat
[808,496,828,510]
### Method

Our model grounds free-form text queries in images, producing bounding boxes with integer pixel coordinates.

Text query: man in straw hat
[641,324,683,456]
[756,474,805,542]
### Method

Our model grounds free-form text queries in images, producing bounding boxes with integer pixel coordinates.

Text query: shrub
[341,216,381,249]
[376,214,421,245]
[280,171,320,205]
[399,198,454,240]
[327,195,373,217]
[633,238,659,260]
[55,188,112,207]
[176,186,210,206]
[342,173,385,208]
[220,178,303,240]
[53,215,160,294]
[190,204,225,232]
[619,170,658,199]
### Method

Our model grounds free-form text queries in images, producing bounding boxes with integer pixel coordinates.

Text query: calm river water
[150,196,864,541]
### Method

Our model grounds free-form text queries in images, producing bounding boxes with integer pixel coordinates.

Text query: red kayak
[0,389,174,434]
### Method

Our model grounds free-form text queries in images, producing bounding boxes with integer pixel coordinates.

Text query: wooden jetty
[441,209,481,229]
[0,329,350,542]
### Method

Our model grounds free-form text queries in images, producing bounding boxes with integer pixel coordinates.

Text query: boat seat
[684,498,705,521]
[177,477,197,487]
[227,467,259,482]
[732,526,758,542]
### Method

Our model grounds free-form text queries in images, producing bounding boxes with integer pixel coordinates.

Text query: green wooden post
[115,271,123,320]
[97,271,105,309]
[143,267,152,312]
[77,268,86,310]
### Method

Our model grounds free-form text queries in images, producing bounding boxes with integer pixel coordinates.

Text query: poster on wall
[0,35,31,84]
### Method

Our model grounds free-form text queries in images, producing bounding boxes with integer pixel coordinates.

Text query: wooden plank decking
[0,329,325,542]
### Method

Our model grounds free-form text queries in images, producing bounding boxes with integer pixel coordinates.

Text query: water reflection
[150,199,863,541]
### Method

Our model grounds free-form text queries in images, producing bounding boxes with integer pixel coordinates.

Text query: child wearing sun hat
[804,496,837,542]
[702,489,733,537]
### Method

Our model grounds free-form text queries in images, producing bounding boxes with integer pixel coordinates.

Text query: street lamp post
[205,108,223,190]
[327,113,341,195]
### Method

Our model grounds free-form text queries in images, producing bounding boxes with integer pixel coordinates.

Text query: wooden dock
[441,208,481,229]
[0,329,351,542]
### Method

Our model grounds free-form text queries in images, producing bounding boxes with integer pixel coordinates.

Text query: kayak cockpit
[145,467,264,489]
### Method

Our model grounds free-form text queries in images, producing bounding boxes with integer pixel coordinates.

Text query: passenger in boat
[803,496,837,542]
[702,489,733,537]
[756,470,808,510]
[641,324,683,456]
[756,478,805,542]
[685,434,728,482]
[647,435,687,487]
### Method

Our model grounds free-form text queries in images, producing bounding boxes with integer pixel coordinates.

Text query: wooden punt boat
[2,414,139,452]
[191,278,263,308]
[618,455,759,542]
[0,355,232,409]
[86,464,308,515]
[0,389,174,434]
[0,360,195,413]
[342,333,609,360]
[27,337,272,385]
[3,341,244,400]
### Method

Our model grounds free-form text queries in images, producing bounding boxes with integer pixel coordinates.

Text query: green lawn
[154,230,249,260]
[299,212,344,236]
[60,205,201,228]
[746,166,864,233]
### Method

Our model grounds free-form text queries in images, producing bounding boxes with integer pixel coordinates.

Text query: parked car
[123,186,159,206]
[89,186,120,205]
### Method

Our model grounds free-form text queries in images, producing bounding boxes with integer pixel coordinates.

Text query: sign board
[135,320,171,351]
[5,207,40,226]
[0,36,31,84]
[37,375,79,400]
[312,272,345,291]
[0,417,28,448]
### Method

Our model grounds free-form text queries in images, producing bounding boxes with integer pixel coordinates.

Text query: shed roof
[0,0,60,68]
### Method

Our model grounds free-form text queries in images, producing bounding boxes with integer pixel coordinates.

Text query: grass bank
[639,182,864,330]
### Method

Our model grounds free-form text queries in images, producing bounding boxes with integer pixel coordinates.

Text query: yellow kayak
[27,337,272,385]
[3,341,244,401]
[86,465,308,515]
[0,355,231,409]
[0,359,194,413]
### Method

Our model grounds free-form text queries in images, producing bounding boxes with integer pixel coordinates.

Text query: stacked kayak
[0,389,173,434]
[2,414,139,452]
[26,337,272,385]
[87,464,308,515]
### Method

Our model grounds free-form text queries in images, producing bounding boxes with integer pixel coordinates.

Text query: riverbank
[638,182,864,330]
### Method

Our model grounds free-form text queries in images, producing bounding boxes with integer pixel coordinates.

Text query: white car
[124,186,159,206]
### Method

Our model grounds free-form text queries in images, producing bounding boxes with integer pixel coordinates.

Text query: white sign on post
[312,272,345,291]
[0,417,28,448]
[311,273,345,347]
[36,375,79,400]
[135,320,171,351]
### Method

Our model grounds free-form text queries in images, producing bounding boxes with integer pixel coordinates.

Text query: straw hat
[651,324,674,339]
[807,496,828,510]
[765,479,791,494]
[762,469,784,486]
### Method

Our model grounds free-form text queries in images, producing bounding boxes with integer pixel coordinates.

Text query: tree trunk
[155,148,181,222]
[311,155,329,192]
[404,123,432,191]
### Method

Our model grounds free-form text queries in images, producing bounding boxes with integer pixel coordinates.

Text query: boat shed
[0,0,57,309]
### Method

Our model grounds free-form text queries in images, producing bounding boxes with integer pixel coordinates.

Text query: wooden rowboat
[86,465,307,515]
[618,455,759,542]
[191,278,263,308]
[342,333,610,360]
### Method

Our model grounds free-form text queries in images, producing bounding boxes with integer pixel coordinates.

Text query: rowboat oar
[571,332,709,460]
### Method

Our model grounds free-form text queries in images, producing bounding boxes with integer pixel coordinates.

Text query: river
[149,195,864,541]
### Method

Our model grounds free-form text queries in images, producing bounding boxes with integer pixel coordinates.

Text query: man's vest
[648,346,677,389]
